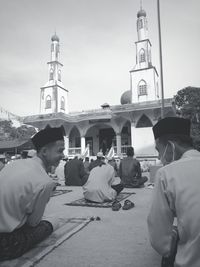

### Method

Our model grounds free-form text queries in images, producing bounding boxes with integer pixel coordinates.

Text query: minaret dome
[137,9,146,18]
[51,33,59,42]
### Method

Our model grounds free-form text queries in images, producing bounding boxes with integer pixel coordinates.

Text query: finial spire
[140,0,143,10]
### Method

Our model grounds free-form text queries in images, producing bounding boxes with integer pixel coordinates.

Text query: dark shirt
[119,157,142,185]
[64,158,88,186]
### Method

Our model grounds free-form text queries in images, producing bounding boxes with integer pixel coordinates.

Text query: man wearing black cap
[0,125,65,260]
[147,117,200,267]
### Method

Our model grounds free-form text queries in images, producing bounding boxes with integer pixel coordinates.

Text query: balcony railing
[113,145,132,155]
[68,147,81,157]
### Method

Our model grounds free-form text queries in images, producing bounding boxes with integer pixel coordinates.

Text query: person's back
[83,164,117,203]
[65,157,87,186]
[120,156,141,185]
[149,150,200,267]
[0,157,54,232]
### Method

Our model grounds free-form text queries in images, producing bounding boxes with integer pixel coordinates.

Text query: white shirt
[147,149,200,267]
[0,156,55,232]
[83,164,117,203]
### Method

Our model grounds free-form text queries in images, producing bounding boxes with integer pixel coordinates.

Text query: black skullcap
[152,117,191,140]
[31,125,65,150]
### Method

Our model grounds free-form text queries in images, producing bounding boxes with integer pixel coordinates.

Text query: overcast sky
[0,0,200,116]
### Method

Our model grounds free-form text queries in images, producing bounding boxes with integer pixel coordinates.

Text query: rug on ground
[0,217,93,267]
[52,189,72,197]
[64,191,136,208]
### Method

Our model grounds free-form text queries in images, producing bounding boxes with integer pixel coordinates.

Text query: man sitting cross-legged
[83,155,124,203]
[119,147,148,188]
[0,125,65,261]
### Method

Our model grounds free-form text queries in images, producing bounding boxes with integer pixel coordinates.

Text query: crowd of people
[0,117,200,267]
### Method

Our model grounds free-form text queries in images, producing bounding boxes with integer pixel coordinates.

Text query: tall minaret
[40,33,69,114]
[130,4,159,103]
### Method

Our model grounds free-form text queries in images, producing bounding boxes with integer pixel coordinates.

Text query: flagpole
[157,0,165,118]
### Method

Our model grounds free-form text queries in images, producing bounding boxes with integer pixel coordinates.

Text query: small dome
[137,9,146,18]
[120,90,132,105]
[51,33,59,42]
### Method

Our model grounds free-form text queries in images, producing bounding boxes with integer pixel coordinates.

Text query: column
[81,136,85,154]
[131,122,136,149]
[63,136,69,157]
[116,133,121,155]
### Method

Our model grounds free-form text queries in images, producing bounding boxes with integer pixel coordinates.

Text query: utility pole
[157,0,165,118]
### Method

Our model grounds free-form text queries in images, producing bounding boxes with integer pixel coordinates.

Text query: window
[136,114,153,128]
[49,68,54,80]
[137,19,143,30]
[45,95,51,109]
[138,80,147,96]
[58,70,61,81]
[61,96,65,110]
[51,44,54,52]
[139,49,145,62]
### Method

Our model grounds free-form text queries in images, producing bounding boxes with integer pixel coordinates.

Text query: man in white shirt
[83,159,123,203]
[0,125,65,261]
[147,117,200,267]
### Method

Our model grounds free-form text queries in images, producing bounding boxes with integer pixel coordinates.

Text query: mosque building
[23,6,175,159]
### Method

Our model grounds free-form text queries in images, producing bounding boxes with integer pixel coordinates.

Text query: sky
[0,0,200,116]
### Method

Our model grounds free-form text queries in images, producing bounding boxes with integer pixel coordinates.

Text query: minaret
[40,33,69,114]
[130,4,159,103]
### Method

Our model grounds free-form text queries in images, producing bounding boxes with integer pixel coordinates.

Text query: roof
[0,139,32,150]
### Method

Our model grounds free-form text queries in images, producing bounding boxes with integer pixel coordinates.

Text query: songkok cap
[152,117,191,140]
[31,125,65,150]
[97,152,103,158]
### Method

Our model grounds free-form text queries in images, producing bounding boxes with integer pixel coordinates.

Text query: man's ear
[40,146,48,156]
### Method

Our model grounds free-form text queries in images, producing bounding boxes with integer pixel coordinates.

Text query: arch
[136,114,153,128]
[137,18,143,30]
[138,79,147,96]
[69,126,81,148]
[58,70,61,81]
[49,68,54,80]
[61,96,65,110]
[45,95,51,109]
[139,48,145,63]
[121,120,131,146]
[85,123,116,156]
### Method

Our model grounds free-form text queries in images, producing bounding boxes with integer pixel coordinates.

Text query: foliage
[174,86,200,151]
[0,120,36,141]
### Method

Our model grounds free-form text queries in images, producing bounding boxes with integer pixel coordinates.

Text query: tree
[0,120,36,141]
[174,86,200,151]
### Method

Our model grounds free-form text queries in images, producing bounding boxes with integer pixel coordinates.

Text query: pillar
[131,122,136,149]
[81,136,85,154]
[116,133,121,155]
[64,136,69,156]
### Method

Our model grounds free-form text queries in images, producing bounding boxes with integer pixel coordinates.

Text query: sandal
[112,201,122,211]
[122,199,135,210]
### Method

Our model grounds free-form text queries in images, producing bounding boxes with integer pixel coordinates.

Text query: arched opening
[61,96,65,110]
[139,49,145,63]
[138,80,147,96]
[49,68,54,80]
[45,95,51,109]
[58,70,61,81]
[68,126,81,156]
[85,124,116,156]
[136,114,153,128]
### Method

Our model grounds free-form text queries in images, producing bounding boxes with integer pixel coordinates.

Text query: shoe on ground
[112,201,122,211]
[122,199,135,210]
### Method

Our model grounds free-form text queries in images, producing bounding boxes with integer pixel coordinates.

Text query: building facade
[24,6,175,159]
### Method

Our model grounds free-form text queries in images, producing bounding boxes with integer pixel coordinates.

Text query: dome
[51,33,59,42]
[120,90,132,105]
[137,9,146,18]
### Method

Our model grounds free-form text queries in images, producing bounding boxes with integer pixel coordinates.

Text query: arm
[136,160,142,178]
[26,181,56,227]
[147,169,174,257]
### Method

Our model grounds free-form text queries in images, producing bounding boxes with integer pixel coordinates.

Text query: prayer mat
[51,189,72,197]
[64,192,135,208]
[0,217,93,267]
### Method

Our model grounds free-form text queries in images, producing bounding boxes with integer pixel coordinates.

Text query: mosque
[23,6,175,160]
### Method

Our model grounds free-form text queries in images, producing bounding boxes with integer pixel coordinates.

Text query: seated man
[88,152,104,171]
[0,125,65,261]
[64,154,88,186]
[83,160,124,203]
[119,147,148,188]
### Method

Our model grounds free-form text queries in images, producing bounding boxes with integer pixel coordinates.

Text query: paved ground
[36,183,161,267]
